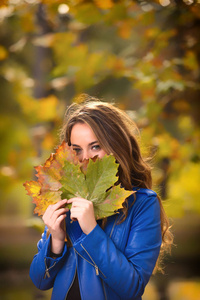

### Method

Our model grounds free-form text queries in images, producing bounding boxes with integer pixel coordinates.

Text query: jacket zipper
[74,247,100,275]
[44,258,56,279]
[80,244,106,278]
[73,247,108,299]
[101,278,108,300]
[80,244,99,276]
[64,265,77,300]
[64,236,77,300]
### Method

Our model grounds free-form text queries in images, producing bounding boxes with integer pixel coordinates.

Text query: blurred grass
[0,285,52,300]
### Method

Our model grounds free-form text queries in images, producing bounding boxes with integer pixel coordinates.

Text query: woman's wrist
[84,221,97,235]
[51,236,65,255]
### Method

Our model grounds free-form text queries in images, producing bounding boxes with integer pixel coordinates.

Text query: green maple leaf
[86,155,118,202]
[59,160,88,199]
[84,155,133,219]
[23,141,134,219]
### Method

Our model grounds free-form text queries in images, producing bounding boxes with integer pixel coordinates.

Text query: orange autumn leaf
[23,141,78,216]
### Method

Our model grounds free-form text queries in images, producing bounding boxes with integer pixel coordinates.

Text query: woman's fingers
[42,197,96,236]
[42,199,69,236]
[67,198,93,208]
[69,198,92,220]
[51,205,69,218]
[47,199,68,213]
[67,198,97,235]
[41,199,69,252]
[50,207,68,225]
[43,199,68,221]
[55,213,67,227]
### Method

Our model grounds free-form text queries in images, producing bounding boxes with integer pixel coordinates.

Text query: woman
[30,94,173,300]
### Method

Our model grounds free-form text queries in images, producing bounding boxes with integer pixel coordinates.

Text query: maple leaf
[23,141,78,216]
[23,141,134,219]
[60,160,88,199]
[86,155,118,201]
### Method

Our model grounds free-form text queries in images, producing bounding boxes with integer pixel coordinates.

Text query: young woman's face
[70,122,107,162]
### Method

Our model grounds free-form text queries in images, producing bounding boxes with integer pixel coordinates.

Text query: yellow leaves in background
[141,112,200,218]
[94,0,114,10]
[0,0,8,7]
[117,20,132,39]
[143,280,160,300]
[154,133,180,160]
[42,132,55,151]
[51,32,78,76]
[51,30,126,91]
[71,3,102,24]
[0,45,8,60]
[183,51,199,71]
[178,116,195,137]
[36,95,58,121]
[41,0,63,4]
[168,280,200,300]
[19,10,35,33]
[165,163,200,217]
[17,94,59,123]
[144,278,200,300]
[172,99,190,114]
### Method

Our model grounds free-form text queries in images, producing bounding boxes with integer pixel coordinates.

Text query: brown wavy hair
[60,94,173,272]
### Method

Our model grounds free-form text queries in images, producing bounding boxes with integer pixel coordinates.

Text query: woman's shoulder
[132,187,157,197]
[128,187,159,213]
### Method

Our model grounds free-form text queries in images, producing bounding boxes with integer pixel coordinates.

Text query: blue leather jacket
[30,188,162,300]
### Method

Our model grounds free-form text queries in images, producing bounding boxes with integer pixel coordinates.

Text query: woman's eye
[92,145,100,151]
[73,148,81,154]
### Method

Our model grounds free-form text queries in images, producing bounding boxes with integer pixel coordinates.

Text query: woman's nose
[81,150,90,162]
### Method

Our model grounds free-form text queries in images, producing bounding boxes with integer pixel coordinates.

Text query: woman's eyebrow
[71,141,98,147]
[89,141,98,146]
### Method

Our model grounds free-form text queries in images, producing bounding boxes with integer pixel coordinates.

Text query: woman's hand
[67,198,97,235]
[42,199,69,254]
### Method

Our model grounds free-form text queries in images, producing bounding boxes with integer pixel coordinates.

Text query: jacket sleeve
[73,193,162,299]
[29,226,68,290]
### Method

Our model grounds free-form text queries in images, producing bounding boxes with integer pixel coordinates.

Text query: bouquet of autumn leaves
[23,141,133,220]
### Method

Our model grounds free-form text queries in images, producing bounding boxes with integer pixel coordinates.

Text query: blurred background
[0,0,200,299]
